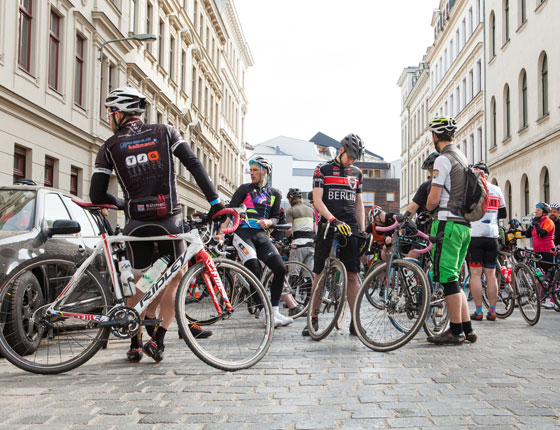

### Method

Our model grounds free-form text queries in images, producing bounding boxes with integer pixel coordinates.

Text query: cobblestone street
[0,307,559,430]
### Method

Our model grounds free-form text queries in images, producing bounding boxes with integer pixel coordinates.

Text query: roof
[253,136,321,161]
[309,131,383,160]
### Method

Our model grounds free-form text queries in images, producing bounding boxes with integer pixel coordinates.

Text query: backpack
[440,150,490,222]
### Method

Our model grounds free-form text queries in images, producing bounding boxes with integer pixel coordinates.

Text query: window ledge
[47,86,65,102]
[502,136,512,145]
[536,113,550,125]
[518,125,529,135]
[16,66,39,87]
[516,20,528,34]
[488,55,497,66]
[501,38,511,52]
[157,64,168,78]
[489,145,498,153]
[536,0,548,14]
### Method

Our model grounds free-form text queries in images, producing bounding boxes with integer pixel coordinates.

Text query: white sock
[272,306,280,315]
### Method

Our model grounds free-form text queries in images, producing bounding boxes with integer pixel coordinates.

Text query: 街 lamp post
[98,33,157,62]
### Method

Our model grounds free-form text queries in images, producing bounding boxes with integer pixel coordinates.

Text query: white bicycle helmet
[105,87,146,114]
[249,156,272,174]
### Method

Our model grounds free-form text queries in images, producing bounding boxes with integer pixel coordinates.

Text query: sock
[475,306,483,314]
[144,316,156,338]
[130,333,142,349]
[489,306,496,314]
[154,326,167,346]
[462,320,473,334]
[450,322,463,336]
[272,306,280,315]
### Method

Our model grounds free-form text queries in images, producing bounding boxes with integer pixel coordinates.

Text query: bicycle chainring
[107,306,141,339]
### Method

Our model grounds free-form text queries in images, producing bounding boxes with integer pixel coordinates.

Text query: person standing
[467,162,507,322]
[548,203,560,246]
[425,116,476,345]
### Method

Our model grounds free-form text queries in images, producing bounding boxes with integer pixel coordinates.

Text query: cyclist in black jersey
[223,156,294,327]
[90,87,225,362]
[302,134,366,336]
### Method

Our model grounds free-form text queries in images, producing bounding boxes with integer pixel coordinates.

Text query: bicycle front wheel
[0,255,112,374]
[481,268,515,318]
[353,259,430,352]
[514,263,540,325]
[175,258,273,371]
[307,260,347,341]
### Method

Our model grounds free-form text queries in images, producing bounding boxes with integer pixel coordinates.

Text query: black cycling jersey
[412,179,431,214]
[229,183,282,229]
[92,119,217,220]
[312,158,363,228]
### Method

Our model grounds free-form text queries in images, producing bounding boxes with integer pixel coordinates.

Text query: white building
[485,0,560,219]
[1,0,250,222]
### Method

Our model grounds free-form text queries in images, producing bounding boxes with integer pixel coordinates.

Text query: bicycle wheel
[0,255,112,374]
[353,259,430,352]
[182,264,235,326]
[481,268,515,318]
[422,260,449,337]
[175,258,273,371]
[263,261,313,320]
[307,259,347,341]
[514,262,540,325]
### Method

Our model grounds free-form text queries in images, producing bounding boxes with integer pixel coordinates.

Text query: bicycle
[352,216,432,352]
[0,201,274,374]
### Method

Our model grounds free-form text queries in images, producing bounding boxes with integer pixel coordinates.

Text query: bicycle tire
[0,255,112,374]
[514,262,540,325]
[353,259,430,352]
[307,259,347,341]
[262,261,313,320]
[175,258,273,371]
[481,268,515,318]
[422,260,449,337]
[335,299,349,330]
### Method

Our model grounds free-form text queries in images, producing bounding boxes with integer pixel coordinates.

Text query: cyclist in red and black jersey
[90,87,225,362]
[302,134,366,336]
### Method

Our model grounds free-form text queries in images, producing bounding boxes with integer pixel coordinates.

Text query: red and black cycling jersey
[93,119,217,220]
[229,183,282,230]
[312,159,363,228]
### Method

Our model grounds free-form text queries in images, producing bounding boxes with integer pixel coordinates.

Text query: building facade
[485,0,559,219]
[1,0,251,222]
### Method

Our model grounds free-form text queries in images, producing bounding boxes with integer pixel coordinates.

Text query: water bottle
[118,258,135,297]
[535,267,546,282]
[500,266,512,284]
[136,256,170,293]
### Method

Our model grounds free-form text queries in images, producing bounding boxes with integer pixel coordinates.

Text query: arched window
[490,12,496,57]
[541,167,550,203]
[504,84,511,139]
[490,97,497,147]
[519,0,526,25]
[522,175,529,215]
[520,70,528,129]
[540,52,549,117]
[505,180,512,217]
[504,0,510,42]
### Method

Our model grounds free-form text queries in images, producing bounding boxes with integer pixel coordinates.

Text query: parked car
[0,181,109,354]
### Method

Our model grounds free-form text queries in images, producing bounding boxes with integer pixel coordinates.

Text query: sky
[234,0,436,162]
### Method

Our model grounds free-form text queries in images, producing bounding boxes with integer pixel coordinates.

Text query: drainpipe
[406,106,411,205]
[482,0,487,164]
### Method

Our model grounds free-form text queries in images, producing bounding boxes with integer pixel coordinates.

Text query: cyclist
[523,202,556,308]
[365,205,406,260]
[90,87,225,362]
[404,152,439,233]
[425,116,476,345]
[224,156,294,327]
[466,162,507,322]
[302,134,365,336]
[286,188,316,268]
[548,203,560,246]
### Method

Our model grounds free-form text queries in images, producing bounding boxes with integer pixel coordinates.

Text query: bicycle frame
[45,229,232,325]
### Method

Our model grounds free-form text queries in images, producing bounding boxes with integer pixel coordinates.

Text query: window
[363,192,374,205]
[469,135,475,164]
[520,69,528,128]
[462,78,467,109]
[455,29,460,56]
[468,8,473,35]
[468,70,474,102]
[476,61,482,93]
[70,167,80,196]
[461,19,466,46]
[194,0,198,29]
[74,34,85,107]
[519,0,526,25]
[204,86,208,117]
[490,12,496,58]
[491,96,497,147]
[542,168,550,203]
[48,11,61,90]
[13,146,26,183]
[504,0,510,42]
[523,175,529,215]
[456,86,460,113]
[18,0,33,72]
[478,128,483,161]
[181,50,186,92]
[44,193,71,227]
[192,66,196,105]
[540,53,549,117]
[197,77,202,109]
[45,157,54,187]
[158,19,164,65]
[386,192,395,202]
[505,181,512,216]
[169,35,175,79]
[450,95,454,117]
[504,84,511,138]
[63,196,98,237]
[146,3,152,52]
[476,0,481,23]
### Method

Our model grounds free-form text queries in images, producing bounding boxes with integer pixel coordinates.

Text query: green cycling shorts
[430,220,471,284]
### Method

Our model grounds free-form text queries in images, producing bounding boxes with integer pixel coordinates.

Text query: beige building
[1,0,251,221]
[485,0,559,219]
[399,0,485,211]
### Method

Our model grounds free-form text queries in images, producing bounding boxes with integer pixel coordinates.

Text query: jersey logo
[348,176,357,189]
[432,169,439,179]
[137,153,148,164]
[333,166,340,176]
[126,155,137,167]
[148,151,160,162]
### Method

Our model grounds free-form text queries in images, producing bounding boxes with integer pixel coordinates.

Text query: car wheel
[5,271,45,355]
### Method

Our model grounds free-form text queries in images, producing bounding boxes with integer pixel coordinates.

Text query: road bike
[0,200,273,374]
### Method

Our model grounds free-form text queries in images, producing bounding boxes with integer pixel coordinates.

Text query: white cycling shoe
[272,306,293,327]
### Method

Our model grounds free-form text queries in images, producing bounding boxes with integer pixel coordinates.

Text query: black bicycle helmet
[472,161,489,176]
[509,218,521,229]
[340,134,364,160]
[421,152,440,170]
[287,188,302,199]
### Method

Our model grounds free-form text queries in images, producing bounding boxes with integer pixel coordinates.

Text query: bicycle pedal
[142,318,161,327]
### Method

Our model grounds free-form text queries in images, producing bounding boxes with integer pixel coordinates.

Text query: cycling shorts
[467,237,499,269]
[123,214,184,271]
[232,228,279,264]
[314,224,360,274]
[431,220,471,284]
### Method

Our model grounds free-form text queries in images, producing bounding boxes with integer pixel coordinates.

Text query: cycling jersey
[432,144,468,223]
[312,159,363,228]
[229,183,282,230]
[525,216,555,253]
[93,119,217,220]
[286,203,315,246]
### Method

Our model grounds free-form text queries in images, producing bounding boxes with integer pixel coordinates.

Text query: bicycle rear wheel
[481,269,515,318]
[0,255,112,374]
[307,260,347,341]
[514,263,540,325]
[175,258,273,371]
[353,259,430,352]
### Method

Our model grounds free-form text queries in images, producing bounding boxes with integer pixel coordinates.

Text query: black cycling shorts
[467,237,499,269]
[123,214,184,271]
[313,224,360,274]
[232,228,279,264]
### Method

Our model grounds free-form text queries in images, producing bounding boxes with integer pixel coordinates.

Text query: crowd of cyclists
[90,86,558,363]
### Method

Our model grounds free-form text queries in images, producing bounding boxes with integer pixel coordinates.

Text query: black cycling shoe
[126,346,143,363]
[302,317,318,336]
[189,323,213,339]
[349,320,358,336]
[143,340,165,362]
[427,329,465,345]
[465,330,478,343]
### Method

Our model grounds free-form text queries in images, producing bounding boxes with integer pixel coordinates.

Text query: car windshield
[0,190,36,231]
